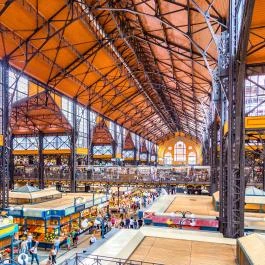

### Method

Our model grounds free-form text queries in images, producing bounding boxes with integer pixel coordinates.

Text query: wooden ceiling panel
[0,0,231,142]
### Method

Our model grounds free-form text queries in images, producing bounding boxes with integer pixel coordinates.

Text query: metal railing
[0,259,19,265]
[61,254,163,265]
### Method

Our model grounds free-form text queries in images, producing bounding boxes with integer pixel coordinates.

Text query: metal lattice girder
[70,99,77,193]
[76,0,177,134]
[38,133,45,189]
[218,0,255,238]
[0,0,230,143]
[0,3,166,142]
[210,112,218,194]
[0,60,10,209]
[89,0,227,140]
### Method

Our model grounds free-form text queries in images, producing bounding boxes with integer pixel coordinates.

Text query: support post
[210,112,218,194]
[0,60,10,209]
[117,185,120,207]
[120,127,124,161]
[218,0,254,238]
[133,147,137,165]
[112,122,117,159]
[87,107,92,166]
[38,133,44,189]
[70,99,77,192]
[262,140,265,191]
[9,135,14,190]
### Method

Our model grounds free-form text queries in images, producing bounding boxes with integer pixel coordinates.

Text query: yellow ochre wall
[157,132,203,165]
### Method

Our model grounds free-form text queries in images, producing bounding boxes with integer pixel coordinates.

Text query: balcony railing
[61,254,163,265]
[14,165,211,185]
[13,165,263,187]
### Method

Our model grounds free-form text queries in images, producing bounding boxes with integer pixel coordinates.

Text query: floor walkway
[55,228,119,265]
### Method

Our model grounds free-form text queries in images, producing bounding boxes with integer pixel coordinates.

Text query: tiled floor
[165,195,265,219]
[54,228,119,265]
[129,237,236,265]
[165,195,218,217]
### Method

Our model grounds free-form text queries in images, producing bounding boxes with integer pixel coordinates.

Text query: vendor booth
[8,192,109,248]
[213,186,265,213]
[0,216,19,261]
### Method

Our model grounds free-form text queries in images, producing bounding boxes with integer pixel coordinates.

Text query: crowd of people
[16,230,80,265]
[13,189,159,265]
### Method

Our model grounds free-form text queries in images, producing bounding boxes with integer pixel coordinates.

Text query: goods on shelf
[44,233,56,243]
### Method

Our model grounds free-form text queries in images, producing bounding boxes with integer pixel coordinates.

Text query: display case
[13,217,24,237]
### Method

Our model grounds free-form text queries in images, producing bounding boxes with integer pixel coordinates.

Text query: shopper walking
[27,233,33,251]
[53,237,60,253]
[129,217,134,229]
[138,218,143,228]
[20,239,28,254]
[125,217,130,229]
[119,219,125,228]
[49,247,57,265]
[89,235,96,245]
[111,216,116,227]
[133,219,138,229]
[72,231,78,248]
[66,235,71,250]
[30,242,39,265]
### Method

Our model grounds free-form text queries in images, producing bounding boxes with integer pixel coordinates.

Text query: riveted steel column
[0,60,10,209]
[38,132,45,189]
[9,135,14,190]
[70,98,77,192]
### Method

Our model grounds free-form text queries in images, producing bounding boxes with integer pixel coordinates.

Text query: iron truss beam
[91,0,224,139]
[76,0,175,134]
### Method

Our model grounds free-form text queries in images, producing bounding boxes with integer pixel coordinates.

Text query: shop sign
[23,209,43,218]
[65,206,75,216]
[85,201,93,208]
[50,210,64,217]
[97,202,109,209]
[75,204,85,212]
[8,209,22,216]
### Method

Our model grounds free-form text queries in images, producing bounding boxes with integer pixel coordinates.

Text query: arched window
[188,152,197,165]
[164,152,173,165]
[174,141,186,161]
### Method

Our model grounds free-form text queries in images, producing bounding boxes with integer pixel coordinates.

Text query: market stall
[213,187,265,213]
[8,192,109,248]
[0,216,19,261]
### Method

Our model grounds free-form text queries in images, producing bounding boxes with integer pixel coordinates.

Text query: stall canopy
[245,186,265,196]
[10,186,62,204]
[13,185,40,193]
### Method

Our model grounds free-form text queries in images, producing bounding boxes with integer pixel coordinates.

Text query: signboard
[75,204,85,212]
[97,202,109,209]
[65,206,75,216]
[50,210,64,217]
[23,209,43,218]
[85,201,93,208]
[8,209,22,217]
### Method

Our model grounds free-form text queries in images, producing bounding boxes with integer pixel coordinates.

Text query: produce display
[44,233,56,243]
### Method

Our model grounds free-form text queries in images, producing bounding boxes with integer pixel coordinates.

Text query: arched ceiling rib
[0,0,228,143]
